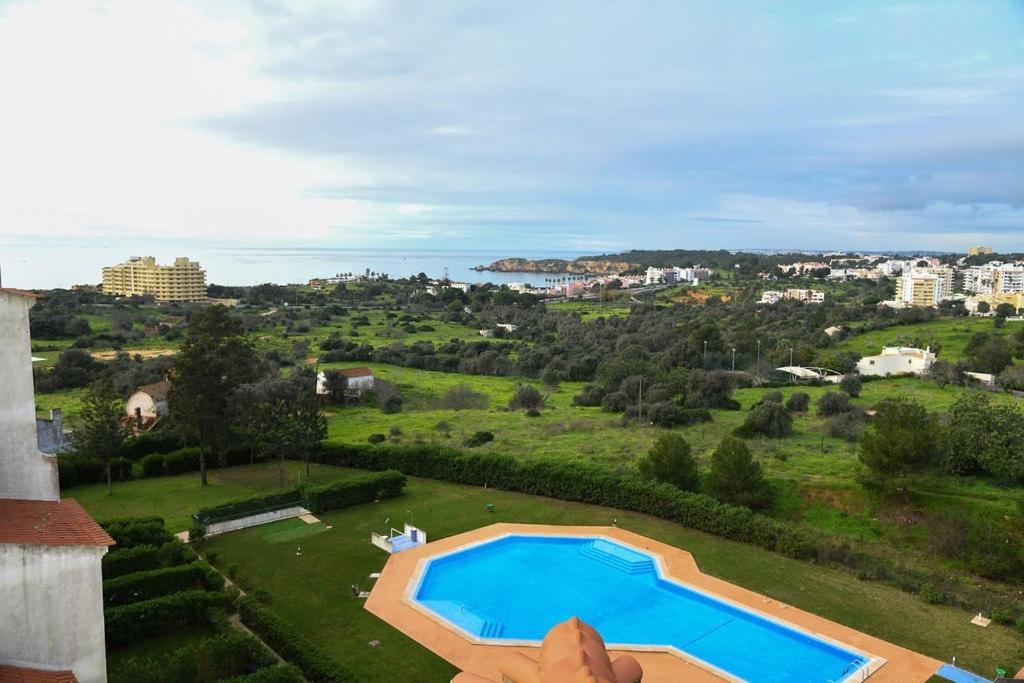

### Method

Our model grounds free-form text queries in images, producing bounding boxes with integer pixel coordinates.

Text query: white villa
[856,346,936,377]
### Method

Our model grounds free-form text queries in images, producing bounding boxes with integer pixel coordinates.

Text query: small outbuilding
[126,380,171,429]
[316,367,376,398]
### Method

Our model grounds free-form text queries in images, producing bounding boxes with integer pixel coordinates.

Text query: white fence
[204,506,310,537]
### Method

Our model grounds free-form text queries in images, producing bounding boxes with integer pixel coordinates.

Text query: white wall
[857,354,929,377]
[0,292,59,501]
[125,391,159,419]
[0,543,108,682]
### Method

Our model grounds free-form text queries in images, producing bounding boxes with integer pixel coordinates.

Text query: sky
[1,0,1023,274]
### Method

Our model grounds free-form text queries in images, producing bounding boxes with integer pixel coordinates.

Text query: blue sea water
[414,535,868,683]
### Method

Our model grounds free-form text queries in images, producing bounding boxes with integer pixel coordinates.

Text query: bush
[239,597,359,683]
[100,517,173,549]
[816,391,852,416]
[679,408,713,426]
[141,452,167,477]
[525,408,541,418]
[784,392,810,413]
[572,384,605,407]
[509,384,544,411]
[303,470,406,514]
[435,384,489,410]
[380,394,403,414]
[644,401,685,427]
[367,433,386,444]
[103,561,222,607]
[859,397,939,477]
[464,431,495,447]
[839,375,862,398]
[918,582,946,605]
[757,390,784,405]
[601,391,628,412]
[102,541,195,579]
[122,432,184,460]
[388,425,402,438]
[163,447,202,476]
[193,490,304,528]
[826,409,866,442]
[735,401,792,438]
[104,590,229,647]
[706,436,773,509]
[58,455,132,488]
[636,434,699,492]
[113,631,277,683]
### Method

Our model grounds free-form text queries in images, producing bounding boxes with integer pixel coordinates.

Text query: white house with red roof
[316,366,376,397]
[0,289,114,683]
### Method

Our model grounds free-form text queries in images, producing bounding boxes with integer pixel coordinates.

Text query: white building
[784,288,825,303]
[856,346,936,377]
[0,288,112,683]
[760,291,784,304]
[125,380,170,428]
[316,367,376,397]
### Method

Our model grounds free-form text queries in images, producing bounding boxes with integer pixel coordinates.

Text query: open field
[545,300,633,319]
[192,470,1023,679]
[837,317,1022,362]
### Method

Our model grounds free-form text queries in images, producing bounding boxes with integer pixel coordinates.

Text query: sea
[0,244,587,290]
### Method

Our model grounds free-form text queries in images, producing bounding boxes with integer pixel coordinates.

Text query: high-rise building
[895,272,942,307]
[968,245,993,256]
[102,256,206,302]
[1,288,113,682]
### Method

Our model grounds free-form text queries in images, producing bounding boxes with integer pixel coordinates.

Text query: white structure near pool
[856,347,935,377]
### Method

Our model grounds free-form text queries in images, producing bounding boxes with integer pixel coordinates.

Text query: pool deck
[364,523,942,682]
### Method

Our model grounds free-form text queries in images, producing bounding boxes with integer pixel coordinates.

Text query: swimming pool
[411,534,871,682]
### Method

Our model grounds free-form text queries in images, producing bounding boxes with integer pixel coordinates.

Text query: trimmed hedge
[110,630,276,682]
[140,446,258,479]
[102,541,196,579]
[100,517,173,549]
[303,470,406,514]
[102,560,223,606]
[141,452,167,477]
[104,590,230,647]
[220,664,305,683]
[193,489,304,527]
[122,432,184,460]
[57,455,132,488]
[238,597,359,683]
[164,447,203,475]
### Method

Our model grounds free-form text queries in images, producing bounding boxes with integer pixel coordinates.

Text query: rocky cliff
[474,258,636,274]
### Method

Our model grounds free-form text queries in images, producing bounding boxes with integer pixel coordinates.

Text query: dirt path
[90,348,176,361]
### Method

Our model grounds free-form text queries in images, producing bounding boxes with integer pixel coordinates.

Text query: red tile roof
[0,288,42,300]
[134,380,171,401]
[339,367,374,378]
[0,499,114,547]
[0,665,77,683]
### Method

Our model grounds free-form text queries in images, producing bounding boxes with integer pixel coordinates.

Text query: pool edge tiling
[364,524,942,683]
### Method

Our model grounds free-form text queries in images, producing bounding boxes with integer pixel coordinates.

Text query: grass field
[192,470,1024,679]
[837,317,1022,362]
[545,300,633,319]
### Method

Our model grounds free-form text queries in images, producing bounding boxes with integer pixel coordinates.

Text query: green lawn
[545,300,633,319]
[836,317,1022,362]
[67,462,355,532]
[192,472,1023,680]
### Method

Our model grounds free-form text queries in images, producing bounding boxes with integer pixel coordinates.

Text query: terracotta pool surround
[364,523,941,682]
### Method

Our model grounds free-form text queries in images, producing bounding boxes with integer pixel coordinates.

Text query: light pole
[703,340,708,367]
[789,347,794,367]
[731,348,736,371]
[756,340,761,366]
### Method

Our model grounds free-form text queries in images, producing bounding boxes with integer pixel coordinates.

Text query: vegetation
[706,437,773,509]
[636,434,699,491]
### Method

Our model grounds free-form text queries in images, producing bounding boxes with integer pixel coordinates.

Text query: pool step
[479,619,504,639]
[579,540,654,575]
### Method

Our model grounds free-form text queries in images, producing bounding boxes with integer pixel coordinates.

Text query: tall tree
[706,436,772,509]
[637,433,699,492]
[169,306,258,486]
[74,382,131,494]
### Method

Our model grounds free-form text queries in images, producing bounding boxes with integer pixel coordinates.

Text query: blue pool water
[413,535,869,683]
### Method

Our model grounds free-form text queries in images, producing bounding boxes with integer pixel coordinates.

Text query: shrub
[303,470,406,514]
[163,447,202,476]
[57,455,132,488]
[464,431,495,447]
[839,375,862,398]
[193,490,304,528]
[102,541,195,579]
[816,391,852,416]
[100,517,173,549]
[388,425,402,437]
[435,384,489,410]
[141,452,167,477]
[572,384,605,407]
[380,394,403,414]
[104,590,229,647]
[826,409,866,442]
[112,630,275,683]
[859,397,939,477]
[238,597,359,683]
[679,408,713,426]
[706,436,773,509]
[601,391,628,412]
[785,392,810,413]
[637,434,699,492]
[103,561,222,607]
[122,432,183,460]
[644,401,685,427]
[525,408,541,418]
[918,582,946,605]
[735,401,792,439]
[509,385,544,411]
[757,390,784,405]
[368,433,386,444]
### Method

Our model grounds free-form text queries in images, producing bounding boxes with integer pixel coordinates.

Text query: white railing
[204,506,309,537]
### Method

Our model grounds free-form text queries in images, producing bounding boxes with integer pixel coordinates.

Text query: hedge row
[220,664,305,683]
[111,630,277,683]
[238,597,360,683]
[140,446,256,478]
[102,541,196,579]
[57,455,132,488]
[312,443,1020,618]
[103,560,223,607]
[100,516,173,549]
[122,432,184,460]
[193,489,304,526]
[104,590,230,647]
[303,470,406,514]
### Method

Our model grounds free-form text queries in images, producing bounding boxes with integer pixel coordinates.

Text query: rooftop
[0,666,77,683]
[135,380,171,402]
[338,367,374,378]
[0,288,42,300]
[0,499,114,547]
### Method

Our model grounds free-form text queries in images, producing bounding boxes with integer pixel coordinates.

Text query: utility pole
[703,340,708,367]
[638,376,643,423]
[789,347,794,367]
[756,340,761,366]
[731,348,736,371]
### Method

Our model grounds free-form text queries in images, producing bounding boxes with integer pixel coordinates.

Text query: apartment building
[968,245,993,256]
[962,263,1024,295]
[895,272,943,307]
[102,256,206,302]
[783,288,825,303]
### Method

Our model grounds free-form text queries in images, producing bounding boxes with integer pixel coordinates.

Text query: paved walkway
[365,523,942,683]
